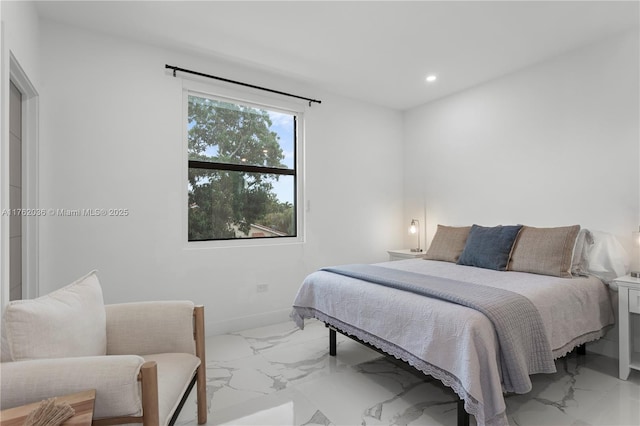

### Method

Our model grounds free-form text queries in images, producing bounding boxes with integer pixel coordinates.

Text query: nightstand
[387,249,426,261]
[613,275,640,380]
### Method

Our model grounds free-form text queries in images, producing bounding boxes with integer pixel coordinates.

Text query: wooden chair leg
[140,361,160,426]
[194,306,207,424]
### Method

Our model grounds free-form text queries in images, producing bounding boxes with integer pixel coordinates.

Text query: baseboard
[588,335,618,359]
[206,308,293,336]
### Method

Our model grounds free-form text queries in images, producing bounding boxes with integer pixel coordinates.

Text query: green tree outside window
[187,95,296,241]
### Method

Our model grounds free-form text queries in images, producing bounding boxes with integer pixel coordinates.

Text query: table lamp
[409,219,422,252]
[631,226,640,278]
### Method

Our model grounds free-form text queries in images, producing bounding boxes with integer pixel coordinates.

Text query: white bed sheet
[291,259,614,426]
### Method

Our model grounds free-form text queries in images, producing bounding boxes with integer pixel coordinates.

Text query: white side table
[613,275,640,380]
[387,249,426,261]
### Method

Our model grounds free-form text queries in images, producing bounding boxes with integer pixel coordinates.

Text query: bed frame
[326,324,586,426]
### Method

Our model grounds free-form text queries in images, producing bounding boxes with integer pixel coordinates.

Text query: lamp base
[410,248,423,253]
[631,271,640,278]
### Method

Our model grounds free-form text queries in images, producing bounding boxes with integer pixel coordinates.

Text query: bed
[291,224,615,426]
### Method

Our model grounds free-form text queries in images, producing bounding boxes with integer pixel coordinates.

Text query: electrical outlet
[256,284,269,293]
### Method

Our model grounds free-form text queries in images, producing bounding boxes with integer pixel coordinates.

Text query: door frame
[1,39,39,306]
[11,52,39,300]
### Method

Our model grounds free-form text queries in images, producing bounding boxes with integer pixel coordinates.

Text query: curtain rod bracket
[165,64,321,106]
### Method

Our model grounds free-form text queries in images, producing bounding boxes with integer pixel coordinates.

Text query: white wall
[404,29,639,249]
[1,0,41,88]
[403,30,640,357]
[37,20,404,333]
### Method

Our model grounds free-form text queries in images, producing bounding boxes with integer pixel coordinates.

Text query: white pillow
[571,228,594,277]
[587,231,629,286]
[3,270,107,361]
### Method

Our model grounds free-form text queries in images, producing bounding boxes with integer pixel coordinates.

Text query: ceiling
[35,0,639,110]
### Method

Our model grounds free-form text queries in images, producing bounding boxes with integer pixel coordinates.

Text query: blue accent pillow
[457,224,523,271]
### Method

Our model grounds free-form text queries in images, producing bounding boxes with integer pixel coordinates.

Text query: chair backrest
[105,301,196,356]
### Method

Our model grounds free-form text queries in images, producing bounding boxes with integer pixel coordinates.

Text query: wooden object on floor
[0,389,96,426]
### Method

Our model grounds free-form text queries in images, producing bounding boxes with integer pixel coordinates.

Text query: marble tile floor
[176,319,639,426]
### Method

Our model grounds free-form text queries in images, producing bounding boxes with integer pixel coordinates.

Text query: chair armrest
[0,355,145,419]
[105,301,196,356]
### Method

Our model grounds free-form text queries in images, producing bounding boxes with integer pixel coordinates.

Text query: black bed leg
[457,400,470,426]
[577,343,586,356]
[329,328,337,356]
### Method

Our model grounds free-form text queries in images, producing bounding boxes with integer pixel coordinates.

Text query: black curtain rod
[165,64,322,106]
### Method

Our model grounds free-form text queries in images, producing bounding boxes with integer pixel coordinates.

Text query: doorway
[9,80,22,300]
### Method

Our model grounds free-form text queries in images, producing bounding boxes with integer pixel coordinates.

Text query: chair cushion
[3,271,106,361]
[142,353,201,426]
[1,355,145,419]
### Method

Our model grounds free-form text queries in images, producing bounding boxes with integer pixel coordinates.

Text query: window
[187,93,299,242]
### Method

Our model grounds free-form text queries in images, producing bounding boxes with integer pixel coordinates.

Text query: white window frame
[181,79,306,248]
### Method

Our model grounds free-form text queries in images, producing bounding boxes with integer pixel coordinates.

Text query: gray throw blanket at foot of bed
[321,264,555,393]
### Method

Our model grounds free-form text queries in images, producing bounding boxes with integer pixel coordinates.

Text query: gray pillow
[509,225,580,278]
[425,225,471,263]
[457,224,523,271]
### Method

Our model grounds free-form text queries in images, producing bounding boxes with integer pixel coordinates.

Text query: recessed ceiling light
[426,75,437,83]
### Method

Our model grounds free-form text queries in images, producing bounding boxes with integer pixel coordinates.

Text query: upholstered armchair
[0,271,207,426]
